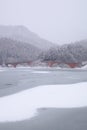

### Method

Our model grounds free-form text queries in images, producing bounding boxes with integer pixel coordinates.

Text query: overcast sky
[0,0,87,44]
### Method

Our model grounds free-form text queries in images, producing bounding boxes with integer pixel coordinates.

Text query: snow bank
[81,64,87,69]
[0,82,87,122]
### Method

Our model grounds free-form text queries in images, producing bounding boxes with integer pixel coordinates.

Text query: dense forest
[40,40,87,63]
[0,38,40,64]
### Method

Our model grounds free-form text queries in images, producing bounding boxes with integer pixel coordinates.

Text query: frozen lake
[0,67,87,97]
[0,67,87,130]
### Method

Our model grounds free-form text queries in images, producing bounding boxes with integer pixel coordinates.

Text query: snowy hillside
[0,38,40,64]
[41,40,87,64]
[0,25,87,68]
[0,25,55,50]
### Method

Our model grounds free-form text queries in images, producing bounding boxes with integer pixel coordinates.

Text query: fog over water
[0,0,87,44]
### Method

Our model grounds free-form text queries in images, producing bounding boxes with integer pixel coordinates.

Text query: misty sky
[0,0,87,44]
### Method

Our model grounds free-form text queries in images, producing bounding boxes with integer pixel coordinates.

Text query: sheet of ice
[0,70,4,72]
[32,71,50,74]
[0,68,6,71]
[0,82,87,122]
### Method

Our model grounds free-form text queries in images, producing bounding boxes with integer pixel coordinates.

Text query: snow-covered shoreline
[0,82,87,122]
[0,66,87,72]
[1,63,87,70]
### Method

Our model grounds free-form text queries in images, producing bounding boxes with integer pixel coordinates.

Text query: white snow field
[0,82,87,122]
[81,64,87,69]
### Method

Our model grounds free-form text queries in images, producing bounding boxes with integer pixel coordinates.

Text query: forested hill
[40,40,87,63]
[0,38,41,64]
[0,25,87,67]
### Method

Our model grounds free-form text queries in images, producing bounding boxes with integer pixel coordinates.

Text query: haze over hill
[0,0,87,44]
[0,25,54,50]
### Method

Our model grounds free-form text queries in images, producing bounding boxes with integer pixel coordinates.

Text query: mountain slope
[0,25,55,50]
